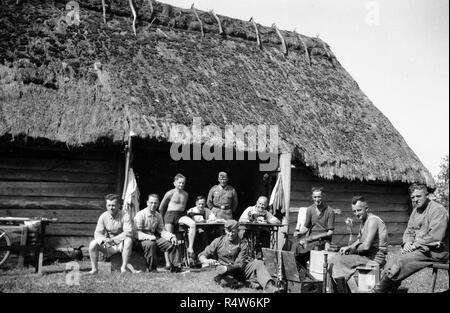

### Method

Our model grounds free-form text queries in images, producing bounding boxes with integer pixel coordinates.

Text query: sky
[159,0,449,177]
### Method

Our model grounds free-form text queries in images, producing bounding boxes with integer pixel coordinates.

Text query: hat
[224,219,239,230]
[218,171,228,178]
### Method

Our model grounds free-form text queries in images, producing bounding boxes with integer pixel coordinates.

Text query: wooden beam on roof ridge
[128,0,137,36]
[272,23,288,56]
[210,10,224,36]
[293,29,310,65]
[191,3,205,39]
[249,17,262,49]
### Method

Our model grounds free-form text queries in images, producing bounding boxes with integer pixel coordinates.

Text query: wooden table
[0,217,58,274]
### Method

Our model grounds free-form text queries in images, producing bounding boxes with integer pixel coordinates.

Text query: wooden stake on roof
[191,4,205,39]
[319,37,331,58]
[129,0,137,36]
[101,0,106,24]
[294,29,310,65]
[272,23,287,55]
[249,17,262,49]
[210,10,224,36]
[147,0,154,16]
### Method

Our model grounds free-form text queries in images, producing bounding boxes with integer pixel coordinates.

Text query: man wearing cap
[198,220,281,293]
[372,183,449,293]
[207,172,238,220]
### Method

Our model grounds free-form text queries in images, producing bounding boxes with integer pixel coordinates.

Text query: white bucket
[309,250,338,281]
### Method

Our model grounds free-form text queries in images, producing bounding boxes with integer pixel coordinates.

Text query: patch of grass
[0,261,256,293]
[0,246,448,293]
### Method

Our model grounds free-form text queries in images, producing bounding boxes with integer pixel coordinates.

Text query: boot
[332,277,349,293]
[372,275,400,293]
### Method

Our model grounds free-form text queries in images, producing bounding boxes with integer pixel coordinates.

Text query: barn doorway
[132,139,274,219]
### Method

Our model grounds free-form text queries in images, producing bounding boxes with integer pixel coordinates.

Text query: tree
[434,155,449,210]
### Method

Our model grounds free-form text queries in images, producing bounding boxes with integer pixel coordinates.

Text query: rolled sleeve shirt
[402,200,449,252]
[199,235,249,271]
[207,185,238,212]
[133,208,174,241]
[94,211,133,245]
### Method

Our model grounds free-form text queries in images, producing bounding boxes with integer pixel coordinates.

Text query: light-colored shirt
[94,210,133,245]
[403,200,449,252]
[199,235,250,270]
[207,184,238,212]
[239,206,280,224]
[133,208,174,241]
[186,207,214,222]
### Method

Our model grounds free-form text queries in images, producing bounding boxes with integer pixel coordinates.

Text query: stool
[355,262,380,293]
[175,229,190,267]
[429,262,449,293]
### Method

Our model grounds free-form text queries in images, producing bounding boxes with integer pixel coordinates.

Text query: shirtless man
[159,174,196,263]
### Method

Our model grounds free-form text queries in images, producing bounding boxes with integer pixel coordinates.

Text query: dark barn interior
[133,139,273,219]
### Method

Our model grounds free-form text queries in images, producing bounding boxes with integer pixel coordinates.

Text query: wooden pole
[279,153,291,229]
[323,253,328,293]
[122,133,134,200]
[279,153,291,249]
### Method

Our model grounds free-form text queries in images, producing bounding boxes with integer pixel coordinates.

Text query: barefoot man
[159,173,196,267]
[88,193,134,274]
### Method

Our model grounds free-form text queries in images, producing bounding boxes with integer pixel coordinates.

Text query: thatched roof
[0,0,434,187]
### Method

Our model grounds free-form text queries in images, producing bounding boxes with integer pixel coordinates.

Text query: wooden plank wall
[0,146,122,254]
[289,165,412,246]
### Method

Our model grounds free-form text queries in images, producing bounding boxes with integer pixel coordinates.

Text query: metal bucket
[309,250,338,281]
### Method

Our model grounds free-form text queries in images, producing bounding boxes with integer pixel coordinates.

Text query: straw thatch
[0,0,434,187]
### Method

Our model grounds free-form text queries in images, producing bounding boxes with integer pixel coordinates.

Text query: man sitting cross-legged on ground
[159,173,196,267]
[88,193,134,274]
[328,196,388,292]
[134,194,182,272]
[198,219,281,293]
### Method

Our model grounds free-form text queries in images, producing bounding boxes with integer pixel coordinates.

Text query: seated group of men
[88,171,449,293]
[87,171,283,292]
[290,184,448,293]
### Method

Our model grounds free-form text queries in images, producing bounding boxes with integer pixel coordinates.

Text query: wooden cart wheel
[0,228,12,267]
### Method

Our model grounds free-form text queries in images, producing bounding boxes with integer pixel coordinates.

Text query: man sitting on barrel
[329,196,388,292]
[198,219,281,293]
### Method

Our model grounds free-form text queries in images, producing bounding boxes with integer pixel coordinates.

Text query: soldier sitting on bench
[372,183,449,293]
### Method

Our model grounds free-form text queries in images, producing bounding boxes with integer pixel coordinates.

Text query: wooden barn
[0,0,435,256]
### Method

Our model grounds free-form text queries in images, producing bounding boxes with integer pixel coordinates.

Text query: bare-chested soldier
[159,174,196,267]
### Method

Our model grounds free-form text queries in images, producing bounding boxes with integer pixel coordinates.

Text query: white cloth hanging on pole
[123,167,140,220]
[269,174,285,215]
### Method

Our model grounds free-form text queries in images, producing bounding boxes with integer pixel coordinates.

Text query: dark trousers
[139,237,181,270]
[226,260,273,289]
[384,248,449,282]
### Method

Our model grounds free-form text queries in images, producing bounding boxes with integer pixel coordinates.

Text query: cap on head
[224,219,239,230]
[218,172,228,179]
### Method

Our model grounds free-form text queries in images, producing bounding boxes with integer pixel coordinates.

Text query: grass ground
[0,246,448,293]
